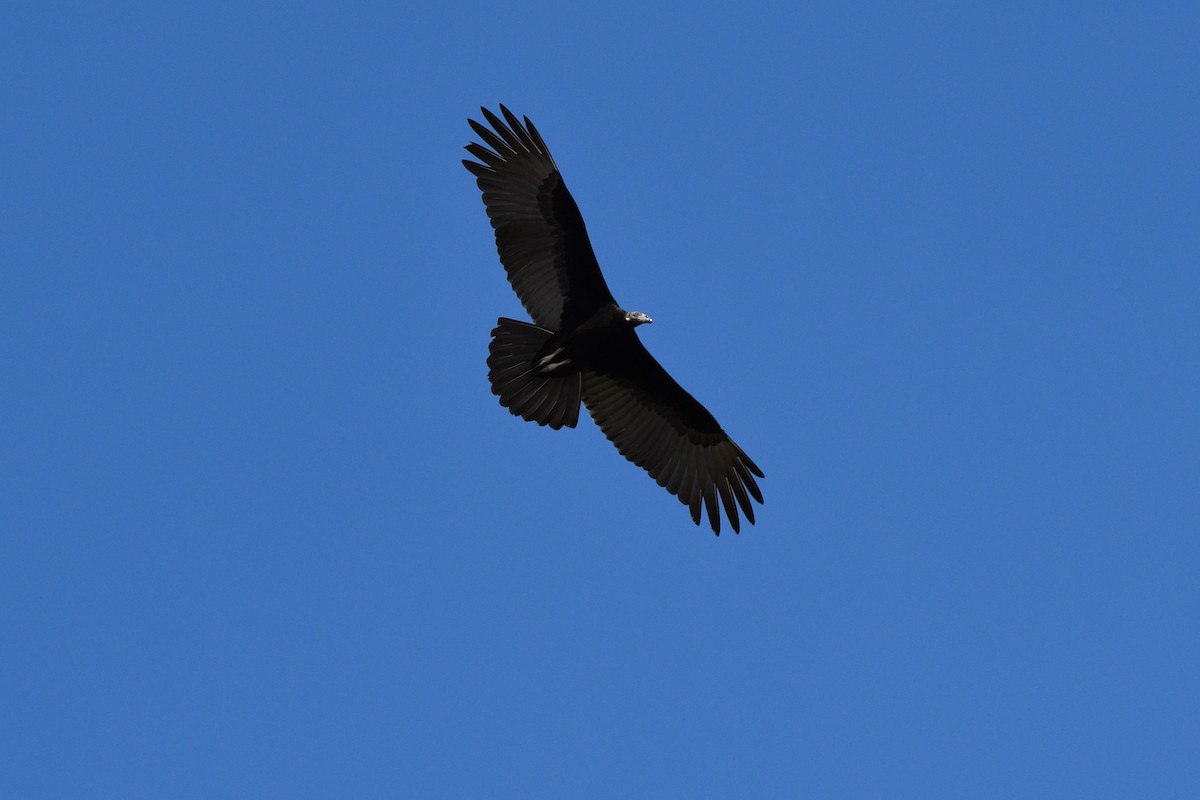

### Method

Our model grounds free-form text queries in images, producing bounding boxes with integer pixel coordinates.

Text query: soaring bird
[463,105,764,534]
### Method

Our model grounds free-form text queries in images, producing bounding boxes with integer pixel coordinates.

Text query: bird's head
[624,310,653,327]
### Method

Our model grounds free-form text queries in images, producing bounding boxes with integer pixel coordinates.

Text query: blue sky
[3,1,1198,796]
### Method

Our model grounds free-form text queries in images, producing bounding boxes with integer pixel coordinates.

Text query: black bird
[463,105,764,534]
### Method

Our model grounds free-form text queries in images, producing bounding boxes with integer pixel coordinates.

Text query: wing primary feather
[500,105,533,148]
[701,449,721,534]
[468,120,514,155]
[523,116,552,157]
[481,106,528,153]
[462,159,494,178]
[734,458,764,503]
[729,470,755,524]
[676,457,697,514]
[464,143,506,168]
[702,483,719,534]
[717,476,740,534]
[741,450,765,479]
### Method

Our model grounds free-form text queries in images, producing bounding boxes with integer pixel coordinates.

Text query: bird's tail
[487,318,581,430]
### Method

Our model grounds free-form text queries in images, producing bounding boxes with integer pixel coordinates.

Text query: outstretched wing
[580,332,764,534]
[463,105,616,331]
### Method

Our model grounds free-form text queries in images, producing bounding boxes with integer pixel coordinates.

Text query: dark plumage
[464,105,764,534]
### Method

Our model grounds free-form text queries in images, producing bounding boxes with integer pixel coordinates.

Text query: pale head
[624,310,653,327]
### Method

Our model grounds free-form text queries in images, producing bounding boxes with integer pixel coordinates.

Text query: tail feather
[487,318,581,430]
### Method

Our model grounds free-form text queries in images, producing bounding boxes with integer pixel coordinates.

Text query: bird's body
[464,105,763,534]
[528,306,651,377]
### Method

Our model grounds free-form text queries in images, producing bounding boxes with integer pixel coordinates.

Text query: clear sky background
[3,2,1198,797]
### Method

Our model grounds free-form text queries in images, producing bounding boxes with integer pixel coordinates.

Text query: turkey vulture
[463,105,764,534]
